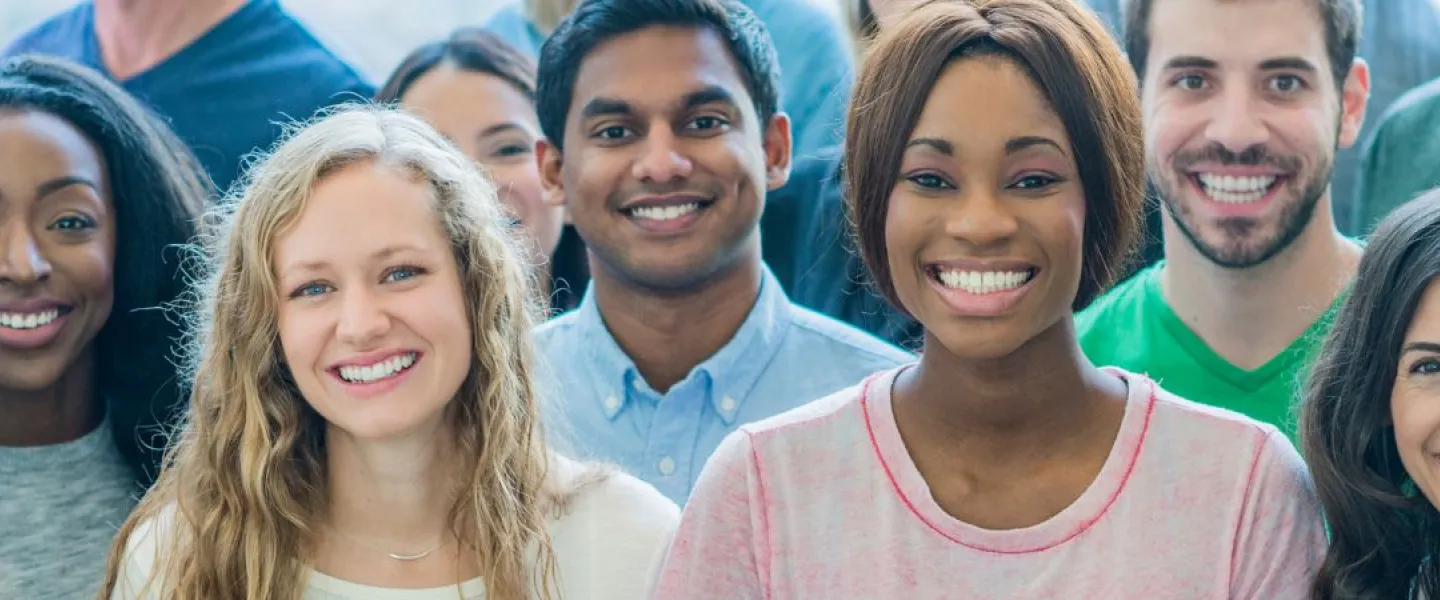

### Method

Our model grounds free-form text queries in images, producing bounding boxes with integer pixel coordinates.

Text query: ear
[537,137,567,210]
[1337,57,1371,150]
[763,112,793,191]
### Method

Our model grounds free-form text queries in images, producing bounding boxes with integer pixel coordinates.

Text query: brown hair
[1122,0,1362,93]
[845,0,1144,313]
[374,27,537,105]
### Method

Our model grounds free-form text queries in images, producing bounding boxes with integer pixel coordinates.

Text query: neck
[0,351,101,446]
[93,0,248,80]
[1160,197,1361,370]
[896,317,1126,465]
[324,421,456,552]
[591,251,763,393]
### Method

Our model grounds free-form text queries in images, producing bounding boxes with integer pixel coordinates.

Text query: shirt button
[658,456,676,476]
[720,396,737,413]
[604,395,620,411]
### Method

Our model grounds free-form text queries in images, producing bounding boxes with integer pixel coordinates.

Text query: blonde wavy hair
[100,105,564,599]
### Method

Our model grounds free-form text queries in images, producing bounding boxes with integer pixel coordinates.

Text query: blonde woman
[100,105,678,599]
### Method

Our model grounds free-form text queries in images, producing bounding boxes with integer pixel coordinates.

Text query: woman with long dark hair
[0,54,205,598]
[1302,187,1440,599]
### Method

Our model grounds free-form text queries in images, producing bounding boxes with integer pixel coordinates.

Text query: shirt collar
[572,265,794,425]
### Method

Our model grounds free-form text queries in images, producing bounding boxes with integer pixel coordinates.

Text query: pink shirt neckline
[859,367,1159,554]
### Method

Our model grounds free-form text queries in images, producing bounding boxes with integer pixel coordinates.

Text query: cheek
[1391,380,1440,461]
[418,279,474,369]
[275,304,324,375]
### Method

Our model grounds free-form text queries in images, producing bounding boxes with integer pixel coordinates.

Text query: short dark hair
[0,55,208,485]
[1301,187,1440,600]
[1122,0,1363,92]
[374,27,537,105]
[846,0,1144,313]
[535,0,780,151]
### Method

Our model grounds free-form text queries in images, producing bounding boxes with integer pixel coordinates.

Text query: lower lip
[927,274,1035,318]
[624,205,707,235]
[330,356,420,398]
[1189,175,1287,218]
[0,313,70,350]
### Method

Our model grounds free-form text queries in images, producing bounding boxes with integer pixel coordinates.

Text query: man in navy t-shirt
[4,0,374,195]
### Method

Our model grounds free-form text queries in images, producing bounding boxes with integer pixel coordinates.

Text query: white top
[654,367,1327,599]
[111,455,679,599]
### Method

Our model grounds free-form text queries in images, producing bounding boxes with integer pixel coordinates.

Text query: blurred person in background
[0,55,202,600]
[1355,78,1440,231]
[377,28,573,313]
[3,0,374,194]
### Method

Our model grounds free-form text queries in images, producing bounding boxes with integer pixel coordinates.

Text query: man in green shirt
[1077,0,1370,440]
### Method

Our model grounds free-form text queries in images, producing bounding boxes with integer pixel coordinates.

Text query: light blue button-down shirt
[533,267,912,504]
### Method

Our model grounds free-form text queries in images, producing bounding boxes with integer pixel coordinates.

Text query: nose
[335,286,390,347]
[1204,86,1271,153]
[943,187,1020,250]
[631,126,694,184]
[0,222,52,285]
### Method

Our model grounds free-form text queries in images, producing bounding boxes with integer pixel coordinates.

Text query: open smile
[619,194,716,234]
[924,262,1039,318]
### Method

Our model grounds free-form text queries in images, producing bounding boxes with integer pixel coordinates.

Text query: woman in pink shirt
[652,0,1327,598]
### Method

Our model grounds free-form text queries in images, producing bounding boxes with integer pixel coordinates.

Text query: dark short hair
[1301,187,1440,599]
[0,55,208,485]
[1123,0,1363,92]
[534,0,780,151]
[846,0,1145,313]
[374,27,537,104]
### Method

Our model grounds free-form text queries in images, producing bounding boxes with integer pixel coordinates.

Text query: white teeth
[0,309,60,330]
[630,203,700,221]
[936,270,1033,294]
[338,352,418,384]
[1196,173,1277,204]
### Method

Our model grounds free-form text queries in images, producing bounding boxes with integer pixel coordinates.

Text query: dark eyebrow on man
[1005,136,1065,156]
[1258,57,1319,74]
[680,86,740,113]
[1160,56,1219,71]
[579,97,633,120]
[905,137,953,155]
[35,175,99,200]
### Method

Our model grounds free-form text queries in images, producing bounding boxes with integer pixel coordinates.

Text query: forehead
[911,57,1069,152]
[568,25,755,117]
[274,162,447,266]
[0,109,104,182]
[1146,0,1330,69]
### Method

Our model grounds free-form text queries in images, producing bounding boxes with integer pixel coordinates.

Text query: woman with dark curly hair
[0,54,205,598]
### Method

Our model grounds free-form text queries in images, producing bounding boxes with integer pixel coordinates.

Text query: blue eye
[1411,359,1440,375]
[290,282,330,299]
[384,265,424,283]
[48,215,96,231]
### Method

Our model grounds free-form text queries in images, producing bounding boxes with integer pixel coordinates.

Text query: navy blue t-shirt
[3,0,374,194]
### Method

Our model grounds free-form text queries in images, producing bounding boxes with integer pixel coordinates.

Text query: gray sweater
[0,420,139,599]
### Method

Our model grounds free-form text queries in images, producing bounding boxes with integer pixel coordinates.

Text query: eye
[495,143,531,158]
[1411,358,1440,375]
[1012,174,1061,190]
[289,282,331,299]
[47,214,96,231]
[906,173,954,190]
[384,265,426,283]
[1173,74,1207,91]
[687,116,730,131]
[1268,75,1305,94]
[595,126,632,140]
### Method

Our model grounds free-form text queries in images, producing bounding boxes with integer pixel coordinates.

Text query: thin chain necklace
[330,528,445,561]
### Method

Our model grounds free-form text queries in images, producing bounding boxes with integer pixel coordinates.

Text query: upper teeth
[1197,173,1276,204]
[631,203,699,221]
[338,353,417,384]
[0,309,60,330]
[937,270,1032,294]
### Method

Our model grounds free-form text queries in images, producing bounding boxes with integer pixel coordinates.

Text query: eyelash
[904,173,1062,191]
[287,265,428,300]
[48,214,97,231]
[1410,358,1440,376]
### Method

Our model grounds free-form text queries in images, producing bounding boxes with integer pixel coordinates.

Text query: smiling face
[884,56,1086,360]
[273,161,472,442]
[1140,0,1367,268]
[0,109,115,393]
[540,25,790,293]
[1392,279,1440,511]
[400,65,563,266]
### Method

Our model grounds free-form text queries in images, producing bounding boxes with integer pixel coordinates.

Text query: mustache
[1173,143,1302,172]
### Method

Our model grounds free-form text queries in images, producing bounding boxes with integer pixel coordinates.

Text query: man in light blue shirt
[532,0,910,504]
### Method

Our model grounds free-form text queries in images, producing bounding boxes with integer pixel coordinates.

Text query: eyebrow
[1160,56,1220,71]
[1402,341,1440,356]
[579,97,632,120]
[903,135,1064,157]
[1258,57,1319,73]
[578,86,742,122]
[281,244,426,279]
[905,137,953,155]
[680,85,740,112]
[36,175,99,200]
[478,123,526,138]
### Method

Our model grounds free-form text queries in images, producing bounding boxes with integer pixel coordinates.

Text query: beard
[1153,141,1332,269]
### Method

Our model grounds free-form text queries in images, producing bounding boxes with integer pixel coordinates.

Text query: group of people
[4,0,1440,598]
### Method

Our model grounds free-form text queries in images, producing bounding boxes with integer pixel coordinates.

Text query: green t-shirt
[1075,263,1342,442]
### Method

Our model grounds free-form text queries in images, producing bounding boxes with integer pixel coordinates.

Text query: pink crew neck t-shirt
[653,367,1326,599]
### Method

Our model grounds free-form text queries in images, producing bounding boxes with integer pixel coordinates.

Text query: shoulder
[740,375,872,442]
[545,456,678,591]
[3,4,90,59]
[785,304,915,367]
[1136,374,1292,464]
[533,310,583,341]
[1370,78,1440,145]
[109,503,184,599]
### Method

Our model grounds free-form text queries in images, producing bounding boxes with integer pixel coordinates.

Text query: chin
[323,408,449,444]
[925,327,1031,362]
